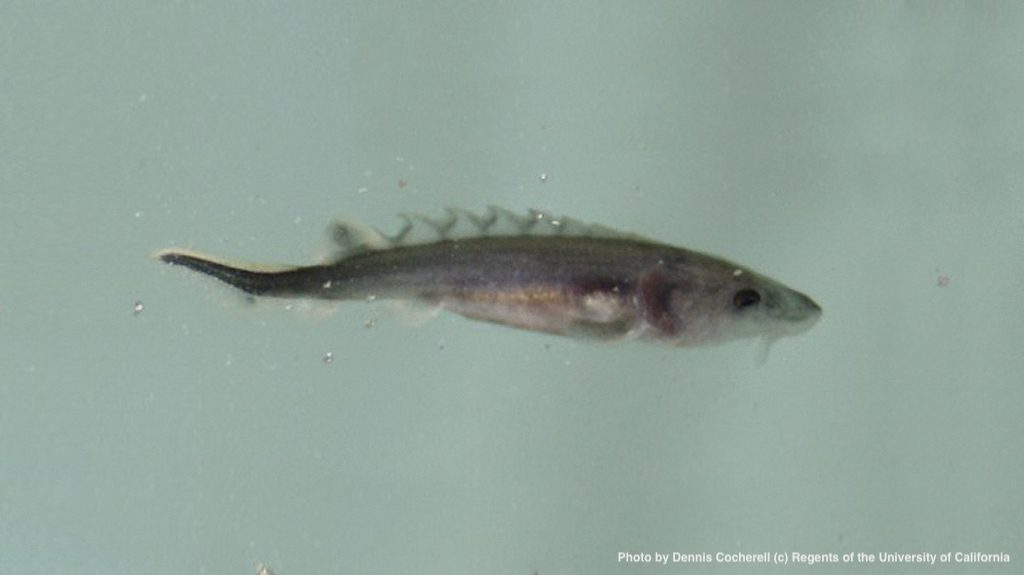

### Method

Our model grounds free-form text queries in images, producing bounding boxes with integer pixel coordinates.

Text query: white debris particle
[322,352,334,364]
[539,172,548,183]
[132,301,144,315]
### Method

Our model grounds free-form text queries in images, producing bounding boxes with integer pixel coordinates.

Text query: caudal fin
[155,249,297,296]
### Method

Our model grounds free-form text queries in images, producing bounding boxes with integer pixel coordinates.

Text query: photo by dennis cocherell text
[617,551,1011,566]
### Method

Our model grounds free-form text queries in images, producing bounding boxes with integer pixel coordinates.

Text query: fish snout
[786,290,822,336]
[771,288,822,329]
[795,291,822,317]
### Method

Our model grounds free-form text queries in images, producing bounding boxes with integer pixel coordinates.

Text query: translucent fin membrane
[327,206,647,258]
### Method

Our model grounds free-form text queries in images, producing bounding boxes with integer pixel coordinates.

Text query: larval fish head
[644,255,822,347]
[707,264,822,344]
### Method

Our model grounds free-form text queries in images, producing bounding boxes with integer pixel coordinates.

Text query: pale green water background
[1,2,1022,574]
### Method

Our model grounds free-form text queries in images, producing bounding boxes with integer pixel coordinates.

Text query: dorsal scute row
[327,206,645,258]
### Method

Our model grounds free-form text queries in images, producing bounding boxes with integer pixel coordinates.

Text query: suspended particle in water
[256,564,275,575]
[322,352,334,364]
[132,300,144,315]
[539,172,548,183]
[363,318,377,329]
[398,178,407,189]
[936,273,950,287]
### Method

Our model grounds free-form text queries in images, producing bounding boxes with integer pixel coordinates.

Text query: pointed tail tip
[152,248,245,278]
[153,248,182,263]
[151,248,294,297]
[153,248,208,267]
[151,248,234,281]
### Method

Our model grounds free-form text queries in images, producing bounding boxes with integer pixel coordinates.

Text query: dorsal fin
[327,207,647,258]
[326,219,387,257]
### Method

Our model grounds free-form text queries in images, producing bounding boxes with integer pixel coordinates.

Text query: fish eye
[733,289,761,310]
